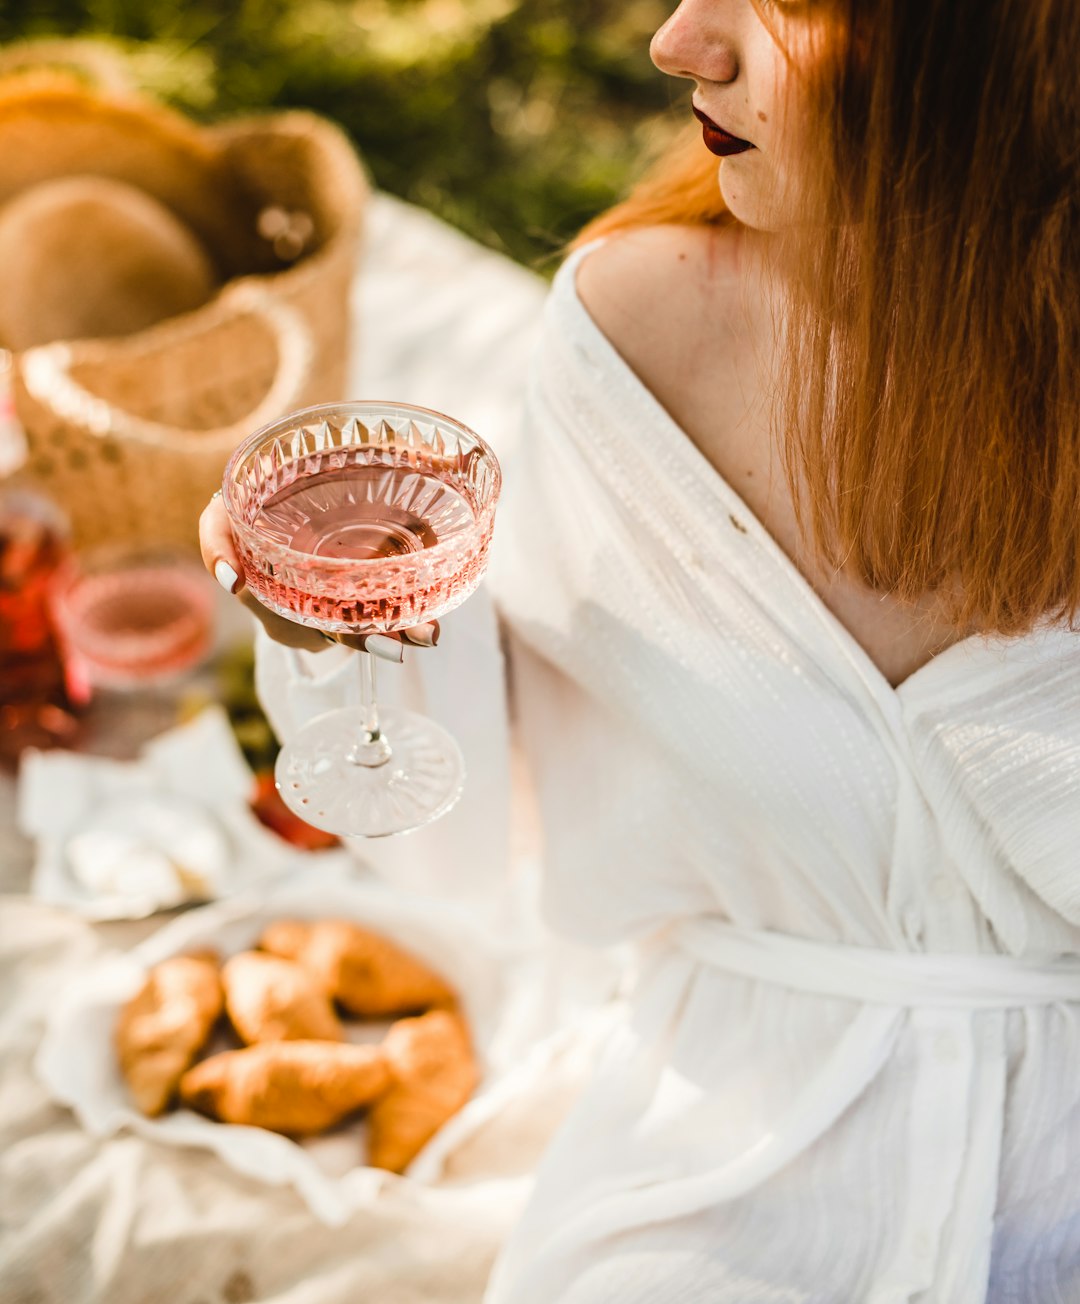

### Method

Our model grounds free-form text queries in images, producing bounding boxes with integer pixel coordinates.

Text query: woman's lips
[692,105,754,157]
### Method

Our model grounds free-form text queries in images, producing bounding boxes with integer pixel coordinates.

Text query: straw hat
[0,52,369,550]
[0,175,218,349]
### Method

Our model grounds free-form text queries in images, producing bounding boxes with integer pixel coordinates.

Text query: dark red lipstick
[692,105,754,158]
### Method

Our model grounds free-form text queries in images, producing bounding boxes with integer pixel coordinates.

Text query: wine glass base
[274,706,465,838]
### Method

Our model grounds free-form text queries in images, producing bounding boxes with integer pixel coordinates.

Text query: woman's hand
[198,493,439,659]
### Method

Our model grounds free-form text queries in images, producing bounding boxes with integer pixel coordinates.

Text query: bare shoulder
[575,222,745,346]
[572,221,763,450]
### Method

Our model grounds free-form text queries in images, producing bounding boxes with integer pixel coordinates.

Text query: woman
[202,0,1080,1297]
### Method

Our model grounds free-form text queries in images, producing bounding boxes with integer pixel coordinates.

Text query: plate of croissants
[35,872,523,1224]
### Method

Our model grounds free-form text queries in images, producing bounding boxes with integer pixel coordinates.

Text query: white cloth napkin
[33,867,613,1225]
[17,705,322,919]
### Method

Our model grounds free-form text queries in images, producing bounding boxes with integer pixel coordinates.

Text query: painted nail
[364,634,405,664]
[214,559,240,594]
[402,621,439,648]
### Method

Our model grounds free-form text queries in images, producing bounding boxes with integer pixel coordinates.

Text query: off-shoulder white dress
[481,245,1080,1303]
[257,228,1080,1301]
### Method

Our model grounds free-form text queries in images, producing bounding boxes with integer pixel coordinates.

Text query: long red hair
[577,0,1080,637]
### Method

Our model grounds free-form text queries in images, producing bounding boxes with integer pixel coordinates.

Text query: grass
[0,0,687,269]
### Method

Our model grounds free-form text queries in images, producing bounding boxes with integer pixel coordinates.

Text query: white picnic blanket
[0,195,603,1304]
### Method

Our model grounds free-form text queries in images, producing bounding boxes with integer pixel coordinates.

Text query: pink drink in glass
[238,448,491,631]
[51,551,214,689]
[223,402,501,838]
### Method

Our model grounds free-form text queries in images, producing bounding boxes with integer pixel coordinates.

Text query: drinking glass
[50,546,215,692]
[222,400,501,838]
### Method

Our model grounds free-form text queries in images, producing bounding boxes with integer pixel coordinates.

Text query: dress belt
[672,916,1080,1008]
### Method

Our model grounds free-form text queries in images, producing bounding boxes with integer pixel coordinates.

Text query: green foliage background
[0,0,686,268]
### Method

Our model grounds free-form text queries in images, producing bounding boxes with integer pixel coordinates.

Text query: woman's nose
[651,0,740,84]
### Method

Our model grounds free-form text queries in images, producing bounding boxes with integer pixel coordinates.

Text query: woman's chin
[719,161,790,234]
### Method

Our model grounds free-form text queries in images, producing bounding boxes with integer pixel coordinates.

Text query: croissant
[222,950,342,1045]
[259,919,456,1018]
[179,1040,390,1134]
[365,1009,479,1173]
[115,951,223,1116]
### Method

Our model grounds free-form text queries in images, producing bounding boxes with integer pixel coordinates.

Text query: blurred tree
[0,0,687,268]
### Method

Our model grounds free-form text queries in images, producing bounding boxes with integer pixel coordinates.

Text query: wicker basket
[1,63,369,551]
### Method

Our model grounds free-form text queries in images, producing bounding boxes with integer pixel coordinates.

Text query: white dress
[480,245,1080,1303]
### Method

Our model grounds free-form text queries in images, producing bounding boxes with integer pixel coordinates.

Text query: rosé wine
[235,449,493,633]
[51,553,214,688]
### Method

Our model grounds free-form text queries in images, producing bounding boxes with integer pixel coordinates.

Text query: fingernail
[402,622,439,648]
[214,559,240,594]
[365,634,405,664]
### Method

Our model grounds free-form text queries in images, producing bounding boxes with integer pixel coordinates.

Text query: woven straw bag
[1,56,368,551]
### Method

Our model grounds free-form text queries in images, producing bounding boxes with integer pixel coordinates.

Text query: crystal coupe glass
[223,401,501,837]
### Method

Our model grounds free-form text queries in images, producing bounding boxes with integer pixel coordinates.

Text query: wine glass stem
[347,649,392,768]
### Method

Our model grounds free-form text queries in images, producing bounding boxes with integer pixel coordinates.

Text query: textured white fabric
[481,244,1080,1304]
[0,197,564,1304]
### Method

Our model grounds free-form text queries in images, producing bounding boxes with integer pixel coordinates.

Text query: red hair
[576,0,1080,636]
